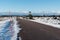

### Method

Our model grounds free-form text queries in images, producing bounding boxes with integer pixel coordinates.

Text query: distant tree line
[26,11,60,19]
[0,11,60,19]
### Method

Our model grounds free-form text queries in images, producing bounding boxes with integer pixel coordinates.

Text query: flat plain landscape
[17,17,60,40]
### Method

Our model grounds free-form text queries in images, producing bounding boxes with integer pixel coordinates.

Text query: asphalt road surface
[17,18,60,40]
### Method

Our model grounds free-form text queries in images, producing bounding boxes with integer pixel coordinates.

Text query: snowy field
[30,17,60,28]
[0,17,21,40]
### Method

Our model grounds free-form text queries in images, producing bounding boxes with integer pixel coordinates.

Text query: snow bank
[0,17,21,40]
[11,17,21,40]
[30,17,60,28]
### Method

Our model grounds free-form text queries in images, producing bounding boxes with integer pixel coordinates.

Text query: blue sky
[0,0,60,13]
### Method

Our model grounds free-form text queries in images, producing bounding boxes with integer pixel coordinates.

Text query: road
[17,18,60,40]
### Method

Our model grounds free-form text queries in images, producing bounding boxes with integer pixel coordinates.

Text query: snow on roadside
[11,17,21,40]
[0,17,21,40]
[30,17,60,28]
